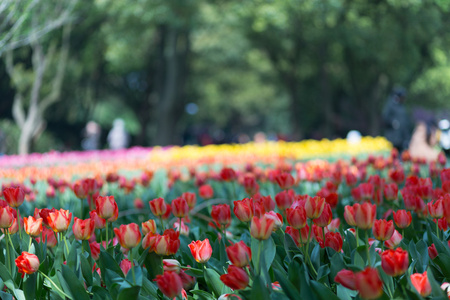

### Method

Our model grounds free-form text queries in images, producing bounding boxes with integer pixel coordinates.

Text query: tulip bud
[95,196,118,221]
[211,204,231,229]
[188,239,212,263]
[47,209,72,233]
[275,173,295,190]
[354,202,376,230]
[344,205,357,226]
[334,269,357,290]
[220,265,249,290]
[410,272,431,297]
[324,232,343,252]
[355,267,383,300]
[0,206,15,228]
[383,183,398,201]
[384,230,402,249]
[113,223,141,249]
[428,244,438,260]
[264,211,283,231]
[72,217,95,241]
[372,219,394,241]
[172,197,189,218]
[305,196,325,219]
[313,203,333,227]
[393,210,412,229]
[243,175,259,196]
[149,197,167,217]
[3,187,25,208]
[142,219,157,235]
[427,199,444,219]
[181,192,196,210]
[220,168,237,181]
[233,198,254,223]
[163,259,181,273]
[381,248,409,277]
[120,259,132,276]
[286,206,307,229]
[155,271,183,299]
[250,216,274,240]
[226,241,251,267]
[15,252,40,278]
[275,190,295,211]
[199,184,214,199]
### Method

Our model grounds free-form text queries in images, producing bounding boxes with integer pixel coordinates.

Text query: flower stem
[16,208,21,239]
[105,222,108,248]
[39,271,72,299]
[28,236,33,252]
[130,249,136,284]
[436,222,440,239]
[63,234,70,255]
[5,232,11,274]
[159,216,164,234]
[366,230,371,266]
[356,227,359,247]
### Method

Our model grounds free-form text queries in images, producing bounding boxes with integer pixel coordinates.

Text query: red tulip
[410,272,431,297]
[383,183,398,201]
[428,244,438,260]
[181,192,196,210]
[149,197,167,217]
[188,239,212,263]
[344,205,357,226]
[47,209,72,233]
[355,267,383,300]
[173,220,189,236]
[285,225,311,247]
[275,189,295,211]
[95,196,118,221]
[334,269,357,290]
[3,186,25,208]
[389,169,405,184]
[233,198,253,223]
[275,173,295,189]
[22,216,42,238]
[72,217,95,241]
[113,223,141,249]
[15,252,40,277]
[220,265,249,290]
[324,232,343,252]
[313,203,332,227]
[286,206,307,229]
[226,241,251,267]
[381,248,409,277]
[250,216,274,240]
[243,175,259,196]
[142,219,157,235]
[372,219,394,241]
[264,211,283,230]
[220,168,237,181]
[163,259,181,273]
[90,241,100,260]
[179,269,196,290]
[120,259,132,276]
[199,184,214,199]
[0,206,14,229]
[35,227,57,248]
[172,197,189,218]
[393,210,412,229]
[211,204,231,229]
[354,203,376,230]
[384,230,403,249]
[156,271,183,298]
[428,199,444,219]
[154,229,180,256]
[253,194,275,212]
[305,196,325,219]
[345,173,358,187]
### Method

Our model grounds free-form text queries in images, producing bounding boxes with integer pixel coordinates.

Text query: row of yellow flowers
[0,137,391,182]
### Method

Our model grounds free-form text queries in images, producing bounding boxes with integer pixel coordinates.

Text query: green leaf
[91,286,113,300]
[251,276,271,300]
[352,251,364,269]
[80,254,93,287]
[141,277,158,298]
[336,285,355,300]
[143,252,162,280]
[433,253,450,277]
[273,267,300,299]
[190,289,217,300]
[427,266,446,297]
[0,291,13,300]
[117,286,141,300]
[311,280,340,300]
[284,233,300,261]
[23,273,36,300]
[125,265,143,287]
[204,268,227,297]
[58,265,90,300]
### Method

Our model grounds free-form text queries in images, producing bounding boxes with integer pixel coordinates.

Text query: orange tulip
[113,223,142,249]
[188,239,212,263]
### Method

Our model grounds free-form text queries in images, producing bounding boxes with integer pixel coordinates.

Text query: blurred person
[254,132,266,143]
[107,118,129,150]
[382,87,411,152]
[81,121,101,151]
[439,119,450,155]
[408,121,440,162]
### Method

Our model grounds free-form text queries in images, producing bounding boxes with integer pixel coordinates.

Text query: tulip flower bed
[1,140,450,299]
